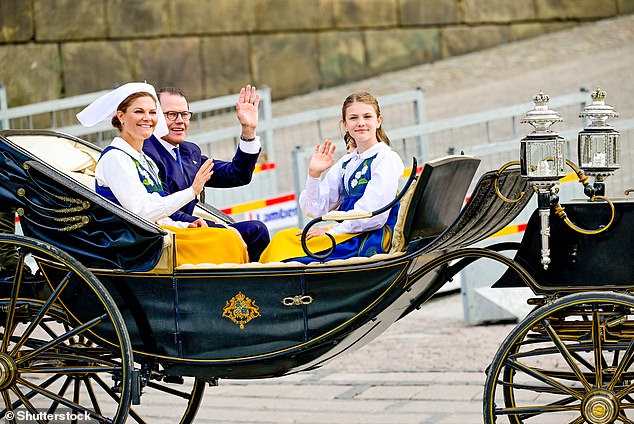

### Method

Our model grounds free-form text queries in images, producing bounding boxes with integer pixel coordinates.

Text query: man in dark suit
[143,86,269,261]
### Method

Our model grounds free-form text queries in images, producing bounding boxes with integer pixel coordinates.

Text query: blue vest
[96,146,164,205]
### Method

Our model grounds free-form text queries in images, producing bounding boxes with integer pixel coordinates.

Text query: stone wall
[1,0,632,106]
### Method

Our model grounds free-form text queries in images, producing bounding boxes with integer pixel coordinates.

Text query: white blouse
[299,142,405,235]
[95,137,195,228]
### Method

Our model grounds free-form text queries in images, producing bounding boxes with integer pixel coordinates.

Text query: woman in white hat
[77,82,248,265]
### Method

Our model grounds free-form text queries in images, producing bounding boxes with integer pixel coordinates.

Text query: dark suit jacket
[143,135,260,223]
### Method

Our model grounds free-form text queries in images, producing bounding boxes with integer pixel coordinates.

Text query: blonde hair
[341,91,390,147]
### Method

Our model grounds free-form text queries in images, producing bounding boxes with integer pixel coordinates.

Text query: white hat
[76,82,169,138]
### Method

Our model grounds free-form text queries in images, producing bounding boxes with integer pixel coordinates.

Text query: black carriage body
[495,199,634,293]
[1,130,487,380]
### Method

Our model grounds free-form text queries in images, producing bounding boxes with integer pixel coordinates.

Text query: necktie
[173,147,185,174]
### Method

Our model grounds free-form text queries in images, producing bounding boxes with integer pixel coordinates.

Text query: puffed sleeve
[96,150,195,222]
[299,157,345,218]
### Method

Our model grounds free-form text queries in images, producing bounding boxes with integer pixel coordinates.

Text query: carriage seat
[7,133,100,188]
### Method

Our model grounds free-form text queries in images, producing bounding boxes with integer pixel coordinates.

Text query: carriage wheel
[0,234,133,423]
[483,291,634,424]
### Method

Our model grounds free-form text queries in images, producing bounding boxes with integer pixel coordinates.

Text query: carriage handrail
[299,157,418,261]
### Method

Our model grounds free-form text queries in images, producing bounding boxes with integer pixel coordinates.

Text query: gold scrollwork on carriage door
[222,291,261,329]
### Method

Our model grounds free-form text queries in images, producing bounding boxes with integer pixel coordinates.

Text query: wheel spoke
[47,375,72,416]
[609,338,634,392]
[91,373,148,424]
[497,402,581,415]
[9,270,72,355]
[542,318,592,391]
[1,254,27,352]
[16,377,111,423]
[507,357,584,399]
[84,377,103,415]
[592,307,604,388]
[1,390,14,421]
[10,385,47,424]
[567,416,586,424]
[16,314,108,364]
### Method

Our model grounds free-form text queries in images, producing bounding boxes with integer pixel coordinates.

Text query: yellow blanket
[161,226,248,266]
[259,228,357,263]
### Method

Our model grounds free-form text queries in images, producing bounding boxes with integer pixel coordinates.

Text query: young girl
[260,91,405,263]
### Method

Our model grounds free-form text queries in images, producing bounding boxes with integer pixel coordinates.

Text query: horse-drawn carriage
[0,89,632,423]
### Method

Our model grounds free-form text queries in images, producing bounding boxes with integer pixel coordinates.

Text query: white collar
[157,138,179,158]
[112,137,143,161]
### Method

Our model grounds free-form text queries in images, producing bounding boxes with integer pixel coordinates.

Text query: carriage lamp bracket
[494,161,525,203]
[300,157,418,262]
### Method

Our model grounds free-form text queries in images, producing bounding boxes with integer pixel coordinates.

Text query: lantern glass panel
[578,131,620,171]
[523,137,565,180]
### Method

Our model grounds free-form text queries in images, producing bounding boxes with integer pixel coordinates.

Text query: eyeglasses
[164,111,194,121]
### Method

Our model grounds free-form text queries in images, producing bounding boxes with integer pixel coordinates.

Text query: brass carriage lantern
[520,91,567,186]
[520,91,567,270]
[578,87,620,196]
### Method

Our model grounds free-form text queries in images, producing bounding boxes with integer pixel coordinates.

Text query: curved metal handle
[300,157,418,262]
[494,161,525,203]
[553,195,615,235]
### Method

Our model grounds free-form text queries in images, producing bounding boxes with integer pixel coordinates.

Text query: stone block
[536,0,618,19]
[463,0,536,23]
[441,25,509,58]
[0,0,34,42]
[33,0,107,41]
[509,21,575,41]
[250,33,320,99]
[617,0,634,12]
[107,0,171,38]
[131,38,205,100]
[400,0,460,25]
[333,0,398,29]
[61,41,135,95]
[254,0,335,31]
[365,28,440,74]
[0,44,61,106]
[168,0,255,35]
[318,31,366,87]
[202,36,252,98]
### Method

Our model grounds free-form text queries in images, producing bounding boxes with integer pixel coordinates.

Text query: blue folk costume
[95,146,164,203]
[260,142,404,263]
[95,143,248,265]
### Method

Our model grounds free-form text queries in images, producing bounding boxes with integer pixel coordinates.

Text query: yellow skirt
[259,228,357,263]
[161,226,248,266]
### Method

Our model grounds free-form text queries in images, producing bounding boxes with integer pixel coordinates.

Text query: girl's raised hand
[308,140,336,178]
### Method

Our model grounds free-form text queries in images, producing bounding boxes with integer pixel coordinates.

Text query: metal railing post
[292,146,305,228]
[0,84,8,130]
[414,87,428,162]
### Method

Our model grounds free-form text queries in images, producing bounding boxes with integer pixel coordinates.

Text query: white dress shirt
[95,137,195,228]
[299,142,405,235]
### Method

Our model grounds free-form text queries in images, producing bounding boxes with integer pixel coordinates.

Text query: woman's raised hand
[192,159,214,196]
[308,140,336,178]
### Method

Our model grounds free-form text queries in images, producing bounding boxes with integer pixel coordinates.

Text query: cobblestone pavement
[144,15,633,423]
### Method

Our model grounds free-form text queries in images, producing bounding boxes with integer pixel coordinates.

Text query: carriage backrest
[420,166,533,253]
[391,155,481,252]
